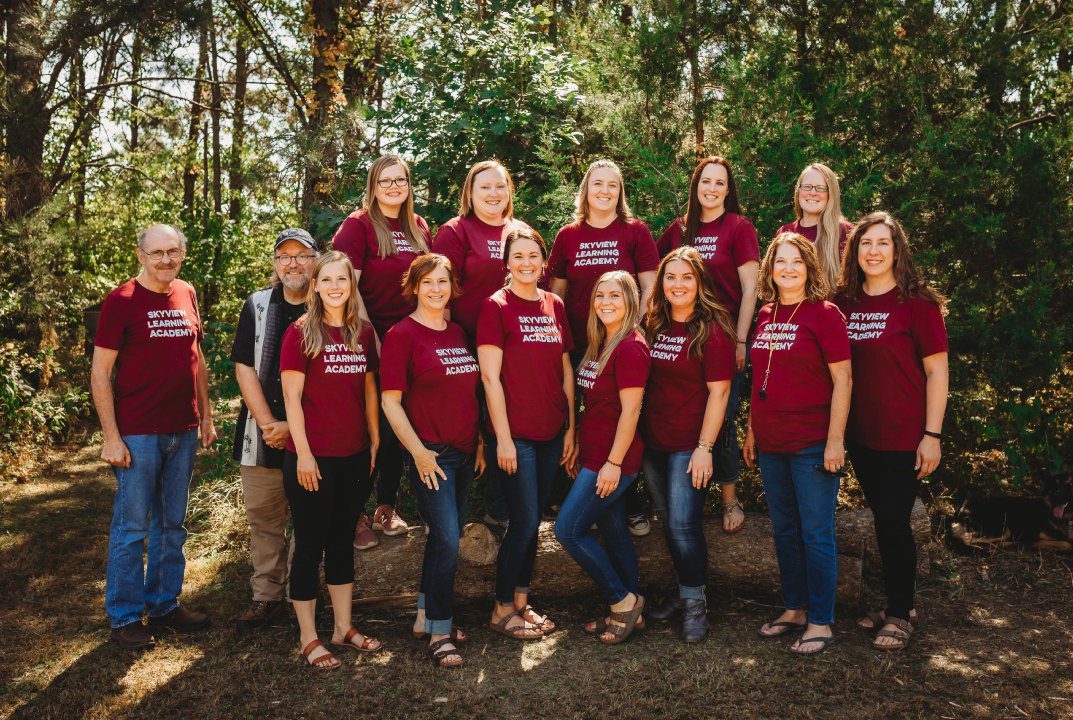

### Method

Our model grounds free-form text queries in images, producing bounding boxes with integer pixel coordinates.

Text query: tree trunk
[228,36,247,220]
[183,15,209,215]
[207,0,223,215]
[130,31,142,153]
[2,0,49,222]
[301,0,342,221]
[688,45,704,158]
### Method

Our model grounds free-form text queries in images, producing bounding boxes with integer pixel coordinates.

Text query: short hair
[757,232,830,303]
[458,160,514,219]
[501,227,547,263]
[400,253,462,303]
[138,223,187,250]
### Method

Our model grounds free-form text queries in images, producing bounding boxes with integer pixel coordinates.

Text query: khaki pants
[240,465,292,601]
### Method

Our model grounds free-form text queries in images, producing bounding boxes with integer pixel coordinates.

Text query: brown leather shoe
[148,605,211,634]
[235,600,287,632]
[112,622,157,650]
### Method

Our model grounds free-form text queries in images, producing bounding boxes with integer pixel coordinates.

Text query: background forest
[2,0,1071,497]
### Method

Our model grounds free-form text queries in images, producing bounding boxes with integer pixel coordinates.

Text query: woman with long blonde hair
[640,247,737,642]
[554,270,650,645]
[332,154,431,546]
[777,162,853,291]
[280,251,382,669]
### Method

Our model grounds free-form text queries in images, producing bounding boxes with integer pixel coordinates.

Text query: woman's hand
[414,446,446,491]
[824,438,846,474]
[743,426,757,469]
[497,437,517,475]
[735,342,746,372]
[475,440,487,479]
[687,447,714,489]
[369,441,379,474]
[560,427,578,472]
[595,462,622,498]
[296,451,321,491]
[916,435,941,479]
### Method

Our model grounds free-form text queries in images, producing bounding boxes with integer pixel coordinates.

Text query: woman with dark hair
[380,254,484,668]
[332,154,431,547]
[657,156,759,535]
[777,162,853,292]
[280,251,382,669]
[554,271,650,645]
[836,212,948,650]
[640,246,736,642]
[477,228,577,639]
[743,233,852,657]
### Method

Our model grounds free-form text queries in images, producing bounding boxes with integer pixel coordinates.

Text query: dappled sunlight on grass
[519,631,560,671]
[122,647,202,694]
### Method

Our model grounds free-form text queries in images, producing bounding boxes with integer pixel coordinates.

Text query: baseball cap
[274,228,317,250]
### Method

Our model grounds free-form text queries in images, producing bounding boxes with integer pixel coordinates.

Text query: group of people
[90,153,948,668]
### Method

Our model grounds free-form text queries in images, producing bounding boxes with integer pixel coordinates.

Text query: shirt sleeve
[415,215,432,250]
[613,338,651,390]
[93,290,126,351]
[230,296,257,366]
[362,324,380,373]
[910,298,949,359]
[702,329,736,383]
[548,228,570,279]
[732,217,761,267]
[187,285,205,343]
[332,215,368,271]
[817,303,852,364]
[656,220,678,258]
[475,297,505,349]
[379,326,412,393]
[431,222,467,279]
[632,221,660,273]
[555,296,575,353]
[278,323,310,374]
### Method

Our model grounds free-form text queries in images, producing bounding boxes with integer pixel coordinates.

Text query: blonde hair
[582,271,641,376]
[361,154,428,259]
[574,159,634,223]
[757,233,830,303]
[301,251,367,358]
[793,162,845,290]
[458,160,514,219]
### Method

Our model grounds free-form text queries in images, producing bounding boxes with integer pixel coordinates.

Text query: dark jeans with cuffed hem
[283,449,372,601]
[758,442,839,626]
[643,448,709,599]
[409,443,473,635]
[554,467,639,605]
[848,441,920,621]
[493,434,564,604]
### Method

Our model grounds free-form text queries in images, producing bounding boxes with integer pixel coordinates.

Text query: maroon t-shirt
[836,288,948,452]
[642,321,736,452]
[94,279,203,436]
[431,215,531,342]
[576,331,651,475]
[477,288,573,442]
[280,323,378,457]
[776,219,853,258]
[380,316,480,453]
[656,213,760,318]
[549,218,659,350]
[749,300,851,454]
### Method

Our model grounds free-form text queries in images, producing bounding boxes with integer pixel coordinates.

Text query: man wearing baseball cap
[231,228,318,631]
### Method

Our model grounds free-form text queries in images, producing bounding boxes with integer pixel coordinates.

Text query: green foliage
[0,343,90,446]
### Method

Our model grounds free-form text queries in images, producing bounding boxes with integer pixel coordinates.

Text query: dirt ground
[1,444,1072,720]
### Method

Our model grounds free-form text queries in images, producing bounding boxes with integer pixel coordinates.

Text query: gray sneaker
[627,514,651,537]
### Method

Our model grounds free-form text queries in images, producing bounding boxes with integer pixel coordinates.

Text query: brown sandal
[596,595,646,645]
[857,609,918,632]
[329,627,383,653]
[517,604,556,633]
[428,637,464,668]
[490,610,544,640]
[584,615,646,635]
[301,639,340,670]
[872,617,914,650]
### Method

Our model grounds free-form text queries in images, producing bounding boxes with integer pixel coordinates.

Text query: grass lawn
[1,444,1071,720]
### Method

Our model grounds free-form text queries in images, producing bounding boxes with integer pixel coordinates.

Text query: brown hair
[574,159,634,223]
[400,253,462,304]
[792,162,845,290]
[681,156,742,246]
[300,251,367,358]
[360,154,428,259]
[837,211,948,313]
[581,271,641,376]
[458,160,514,219]
[757,232,830,303]
[501,227,547,263]
[645,246,736,358]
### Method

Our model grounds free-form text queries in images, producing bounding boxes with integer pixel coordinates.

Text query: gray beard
[279,274,309,292]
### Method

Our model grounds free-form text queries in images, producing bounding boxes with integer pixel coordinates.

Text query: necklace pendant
[759,389,767,401]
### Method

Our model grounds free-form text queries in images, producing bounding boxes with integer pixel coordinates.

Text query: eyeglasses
[275,253,317,266]
[377,177,409,189]
[140,247,185,261]
[798,184,829,194]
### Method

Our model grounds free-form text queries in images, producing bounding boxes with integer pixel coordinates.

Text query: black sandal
[757,618,807,638]
[788,632,835,657]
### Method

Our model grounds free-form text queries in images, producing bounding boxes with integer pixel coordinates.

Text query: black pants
[374,407,405,508]
[848,442,920,621]
[283,449,373,601]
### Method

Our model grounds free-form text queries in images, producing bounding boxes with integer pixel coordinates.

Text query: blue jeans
[715,370,746,486]
[758,442,840,626]
[554,467,639,604]
[105,430,199,628]
[409,443,473,635]
[643,449,708,599]
[481,437,511,522]
[494,435,564,603]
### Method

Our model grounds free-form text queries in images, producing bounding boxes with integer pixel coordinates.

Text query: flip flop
[788,633,835,657]
[757,618,807,638]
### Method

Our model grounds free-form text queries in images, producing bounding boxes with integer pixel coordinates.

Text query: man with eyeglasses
[230,228,318,631]
[91,223,216,650]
